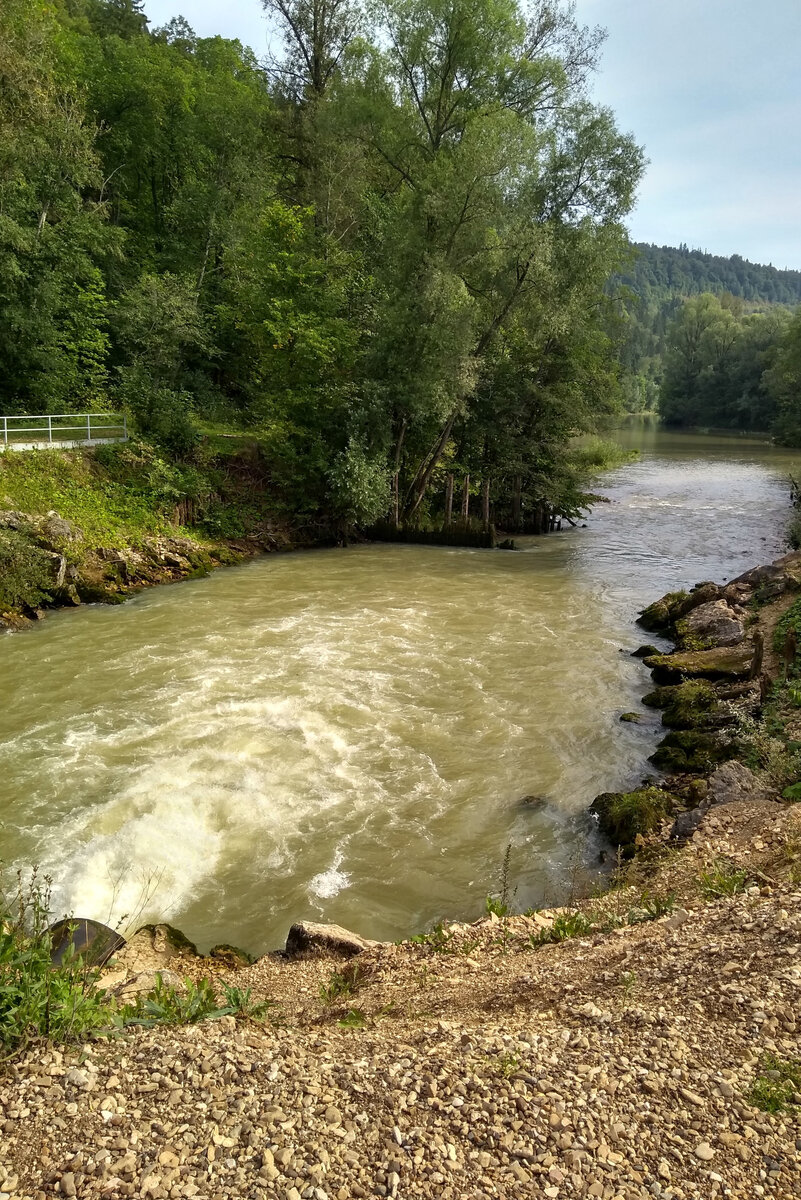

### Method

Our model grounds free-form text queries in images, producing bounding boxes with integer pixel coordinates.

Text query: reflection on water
[1,427,799,951]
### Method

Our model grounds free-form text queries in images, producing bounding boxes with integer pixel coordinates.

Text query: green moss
[659,681,721,729]
[643,644,753,680]
[619,712,643,723]
[0,529,54,612]
[637,590,688,633]
[649,730,733,773]
[674,618,714,652]
[590,787,675,849]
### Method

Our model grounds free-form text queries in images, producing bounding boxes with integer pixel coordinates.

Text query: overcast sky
[143,0,801,269]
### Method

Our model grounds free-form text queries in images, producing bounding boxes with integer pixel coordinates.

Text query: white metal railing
[0,413,128,450]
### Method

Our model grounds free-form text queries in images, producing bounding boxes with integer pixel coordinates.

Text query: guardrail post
[47,414,52,444]
[1,416,6,447]
[87,413,92,443]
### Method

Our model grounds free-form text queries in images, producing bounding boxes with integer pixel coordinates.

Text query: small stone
[60,1174,77,1198]
[695,1143,715,1161]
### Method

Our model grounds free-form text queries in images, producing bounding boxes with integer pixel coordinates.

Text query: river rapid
[2,426,800,952]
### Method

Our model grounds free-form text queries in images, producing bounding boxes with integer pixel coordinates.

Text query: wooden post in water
[481,477,490,530]
[444,473,454,528]
[461,474,470,521]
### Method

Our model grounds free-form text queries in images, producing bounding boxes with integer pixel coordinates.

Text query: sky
[143,0,801,269]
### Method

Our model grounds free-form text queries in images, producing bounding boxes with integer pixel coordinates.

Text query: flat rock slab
[644,643,754,681]
[285,921,380,959]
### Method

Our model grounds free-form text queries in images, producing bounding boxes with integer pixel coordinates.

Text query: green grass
[532,910,594,945]
[319,964,363,1004]
[698,860,750,899]
[747,1054,801,1113]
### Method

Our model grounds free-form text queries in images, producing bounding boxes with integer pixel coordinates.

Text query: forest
[0,0,646,532]
[615,246,801,434]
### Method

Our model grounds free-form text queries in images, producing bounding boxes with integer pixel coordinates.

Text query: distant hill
[610,245,801,411]
[617,244,801,306]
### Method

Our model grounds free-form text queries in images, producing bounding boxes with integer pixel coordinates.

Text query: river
[2,426,800,953]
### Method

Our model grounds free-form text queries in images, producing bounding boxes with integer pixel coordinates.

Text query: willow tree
[349,0,644,522]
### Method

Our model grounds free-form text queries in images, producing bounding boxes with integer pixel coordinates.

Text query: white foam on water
[308,848,351,901]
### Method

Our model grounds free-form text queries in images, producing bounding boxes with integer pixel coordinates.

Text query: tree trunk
[481,477,490,530]
[391,418,407,529]
[512,475,522,529]
[461,475,470,521]
[402,410,456,523]
[444,474,454,528]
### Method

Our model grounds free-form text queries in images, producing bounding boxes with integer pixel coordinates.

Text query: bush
[0,529,54,612]
[0,874,113,1057]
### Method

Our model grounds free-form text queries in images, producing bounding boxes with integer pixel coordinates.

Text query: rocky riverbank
[0,441,338,632]
[0,506,292,633]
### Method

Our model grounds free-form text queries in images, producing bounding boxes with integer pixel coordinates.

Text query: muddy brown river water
[2,424,800,952]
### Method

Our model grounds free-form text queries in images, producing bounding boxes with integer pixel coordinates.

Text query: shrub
[0,530,54,612]
[0,874,113,1057]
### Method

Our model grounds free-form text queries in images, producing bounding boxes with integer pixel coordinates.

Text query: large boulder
[284,921,379,959]
[681,600,745,647]
[706,761,772,807]
[637,583,722,633]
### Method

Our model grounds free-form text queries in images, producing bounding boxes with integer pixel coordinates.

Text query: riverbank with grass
[0,439,332,630]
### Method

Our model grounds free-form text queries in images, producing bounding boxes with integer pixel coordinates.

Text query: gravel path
[2,802,800,1200]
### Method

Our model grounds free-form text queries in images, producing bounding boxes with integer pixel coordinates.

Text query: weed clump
[698,859,750,899]
[0,873,114,1058]
[747,1054,801,1113]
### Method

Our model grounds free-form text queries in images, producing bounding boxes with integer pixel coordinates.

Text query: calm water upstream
[2,426,800,952]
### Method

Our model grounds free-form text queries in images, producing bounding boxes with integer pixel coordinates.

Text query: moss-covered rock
[619,711,644,723]
[659,680,721,729]
[637,591,688,633]
[643,643,754,682]
[208,943,256,967]
[631,644,661,658]
[590,786,675,849]
[648,730,734,773]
